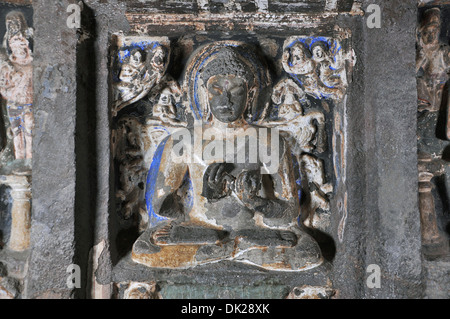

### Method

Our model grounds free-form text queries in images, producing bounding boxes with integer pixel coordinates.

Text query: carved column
[419,173,440,242]
[418,153,448,255]
[0,173,32,252]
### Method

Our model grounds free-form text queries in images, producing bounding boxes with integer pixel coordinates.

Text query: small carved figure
[300,154,333,230]
[270,78,309,113]
[311,41,344,90]
[416,7,450,113]
[150,46,166,75]
[115,48,149,110]
[0,11,33,254]
[113,42,169,116]
[282,42,316,76]
[282,42,322,98]
[2,11,33,50]
[146,78,186,128]
[0,16,33,160]
[281,39,345,101]
[264,78,326,154]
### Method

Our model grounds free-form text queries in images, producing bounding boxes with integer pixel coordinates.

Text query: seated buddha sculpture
[132,42,323,271]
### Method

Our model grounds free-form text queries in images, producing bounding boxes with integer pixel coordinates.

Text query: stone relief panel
[0,10,33,162]
[111,33,353,272]
[416,6,450,258]
[0,4,33,300]
[266,36,350,234]
[111,35,182,232]
[0,7,33,254]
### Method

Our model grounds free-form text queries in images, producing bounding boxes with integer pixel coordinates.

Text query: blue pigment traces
[118,41,162,63]
[145,136,193,228]
[146,136,170,227]
[285,36,341,100]
[291,153,303,226]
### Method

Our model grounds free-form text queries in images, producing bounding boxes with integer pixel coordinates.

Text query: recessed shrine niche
[0,2,33,299]
[416,4,450,258]
[110,9,355,299]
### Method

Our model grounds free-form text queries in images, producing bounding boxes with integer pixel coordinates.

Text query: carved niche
[0,8,33,254]
[0,10,34,162]
[416,6,450,257]
[111,33,353,271]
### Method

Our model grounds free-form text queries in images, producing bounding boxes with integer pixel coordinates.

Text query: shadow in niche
[74,5,97,299]
[436,80,449,141]
[0,184,12,252]
[305,227,336,263]
[298,186,336,263]
[115,226,140,260]
[439,145,450,239]
[434,175,450,216]
[442,144,450,162]
[434,173,450,242]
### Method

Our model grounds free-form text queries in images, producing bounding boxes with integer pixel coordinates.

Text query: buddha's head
[200,47,255,123]
[185,42,270,123]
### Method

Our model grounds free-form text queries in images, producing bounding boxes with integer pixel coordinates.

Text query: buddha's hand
[204,163,234,199]
[235,170,261,204]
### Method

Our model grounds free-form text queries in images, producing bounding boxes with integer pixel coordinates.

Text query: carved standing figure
[132,42,323,271]
[262,78,331,232]
[417,7,450,112]
[264,78,326,154]
[146,77,186,128]
[0,11,33,253]
[0,11,33,160]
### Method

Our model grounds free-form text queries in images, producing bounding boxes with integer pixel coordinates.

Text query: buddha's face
[207,74,248,123]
